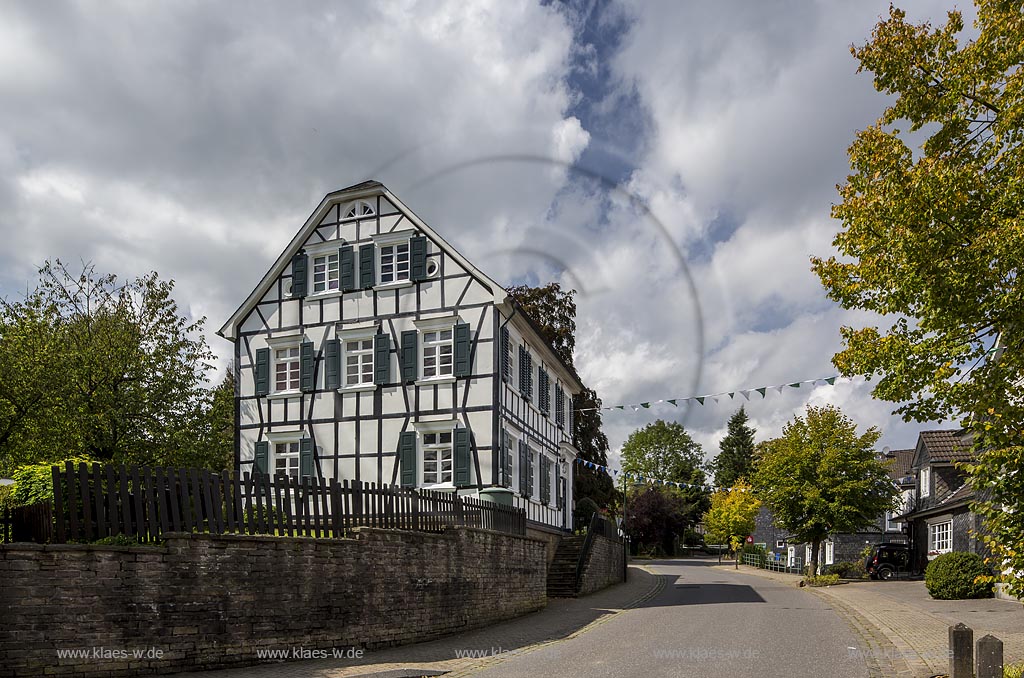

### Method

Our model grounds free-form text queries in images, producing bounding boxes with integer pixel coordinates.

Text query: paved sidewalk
[730,564,1024,677]
[178,565,662,678]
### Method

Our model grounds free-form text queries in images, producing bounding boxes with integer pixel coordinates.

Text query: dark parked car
[864,543,911,580]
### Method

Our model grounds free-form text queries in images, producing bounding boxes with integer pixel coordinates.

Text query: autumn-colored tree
[811,1,1024,597]
[751,406,896,576]
[703,481,761,567]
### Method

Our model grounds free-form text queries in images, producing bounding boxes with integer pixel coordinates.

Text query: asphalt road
[467,559,869,678]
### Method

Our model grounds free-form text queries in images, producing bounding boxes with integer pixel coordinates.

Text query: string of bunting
[573,457,750,493]
[578,375,843,413]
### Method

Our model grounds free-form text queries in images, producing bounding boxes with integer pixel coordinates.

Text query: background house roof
[883,448,915,481]
[919,430,974,463]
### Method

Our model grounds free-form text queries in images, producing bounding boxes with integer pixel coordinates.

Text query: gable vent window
[312,252,340,293]
[345,201,375,218]
[381,242,410,284]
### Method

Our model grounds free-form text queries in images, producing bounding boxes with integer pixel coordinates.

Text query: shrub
[741,543,768,568]
[0,484,16,511]
[823,561,856,578]
[806,574,840,587]
[925,552,993,600]
[1004,663,1024,678]
[9,458,94,507]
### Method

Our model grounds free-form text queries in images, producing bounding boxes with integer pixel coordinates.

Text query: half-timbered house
[218,181,582,530]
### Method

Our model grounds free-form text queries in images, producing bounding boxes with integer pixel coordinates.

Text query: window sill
[267,390,303,401]
[422,483,457,493]
[307,289,344,301]
[375,280,413,291]
[418,376,456,386]
[338,384,378,394]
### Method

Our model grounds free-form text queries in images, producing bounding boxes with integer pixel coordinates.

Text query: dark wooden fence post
[949,623,974,678]
[976,634,1003,678]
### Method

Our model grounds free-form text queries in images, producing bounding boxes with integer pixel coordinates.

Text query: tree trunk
[809,539,821,577]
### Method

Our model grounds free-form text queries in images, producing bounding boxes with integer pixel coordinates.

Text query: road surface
[467,558,869,678]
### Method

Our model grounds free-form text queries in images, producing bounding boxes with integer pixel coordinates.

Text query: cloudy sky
[0,0,965,468]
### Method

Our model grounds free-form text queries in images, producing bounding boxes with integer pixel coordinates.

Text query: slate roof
[884,448,915,482]
[919,430,974,463]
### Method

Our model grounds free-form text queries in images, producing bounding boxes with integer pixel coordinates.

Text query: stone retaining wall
[0,527,547,677]
[579,534,625,595]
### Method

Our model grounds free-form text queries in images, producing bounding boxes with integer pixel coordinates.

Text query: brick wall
[578,534,624,595]
[0,527,547,677]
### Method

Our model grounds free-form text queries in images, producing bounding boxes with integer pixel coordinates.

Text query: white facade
[218,181,581,530]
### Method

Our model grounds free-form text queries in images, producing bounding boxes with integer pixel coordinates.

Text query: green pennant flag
[728,392,735,399]
[789,382,801,388]
[825,377,836,385]
[756,387,766,398]
[616,405,625,410]
[695,397,705,405]
[667,399,678,406]
[641,402,651,408]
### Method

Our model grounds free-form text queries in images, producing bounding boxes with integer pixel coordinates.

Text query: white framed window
[274,442,300,479]
[776,539,786,549]
[274,346,300,392]
[824,540,834,565]
[345,338,374,386]
[345,201,375,218]
[422,431,453,486]
[885,511,901,532]
[920,467,931,498]
[929,521,952,554]
[312,252,340,293]
[422,328,454,378]
[380,242,410,284]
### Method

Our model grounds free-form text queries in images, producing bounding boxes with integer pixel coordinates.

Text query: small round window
[426,260,439,277]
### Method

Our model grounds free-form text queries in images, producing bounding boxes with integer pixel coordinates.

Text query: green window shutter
[400,330,418,383]
[453,322,471,377]
[299,438,314,478]
[518,440,529,496]
[527,450,534,498]
[324,339,340,389]
[454,428,471,488]
[254,441,269,475]
[291,253,308,297]
[410,235,428,281]
[501,430,511,487]
[500,327,510,382]
[541,457,550,504]
[359,243,375,289]
[339,245,355,291]
[555,386,565,428]
[255,348,270,396]
[399,432,416,488]
[555,461,562,507]
[300,341,315,392]
[524,352,533,400]
[373,333,390,385]
[538,369,549,413]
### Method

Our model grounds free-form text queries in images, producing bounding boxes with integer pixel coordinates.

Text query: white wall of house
[222,185,580,530]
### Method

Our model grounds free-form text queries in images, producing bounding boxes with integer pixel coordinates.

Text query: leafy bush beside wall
[925,552,993,600]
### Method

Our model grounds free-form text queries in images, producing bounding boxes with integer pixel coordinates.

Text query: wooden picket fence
[49,462,526,544]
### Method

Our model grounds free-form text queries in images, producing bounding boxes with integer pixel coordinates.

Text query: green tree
[505,283,616,511]
[621,420,709,520]
[751,405,897,576]
[625,486,691,556]
[703,480,761,567]
[712,407,756,489]
[0,261,216,473]
[810,0,1024,598]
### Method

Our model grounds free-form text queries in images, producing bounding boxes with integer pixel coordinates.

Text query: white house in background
[218,180,582,530]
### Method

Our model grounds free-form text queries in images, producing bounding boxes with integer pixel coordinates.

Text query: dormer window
[345,201,375,218]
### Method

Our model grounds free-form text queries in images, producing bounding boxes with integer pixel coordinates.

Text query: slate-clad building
[218,181,582,530]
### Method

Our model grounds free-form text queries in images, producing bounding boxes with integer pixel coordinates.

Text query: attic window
[345,201,375,218]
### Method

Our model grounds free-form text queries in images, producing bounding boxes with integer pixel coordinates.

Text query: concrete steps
[547,535,586,598]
